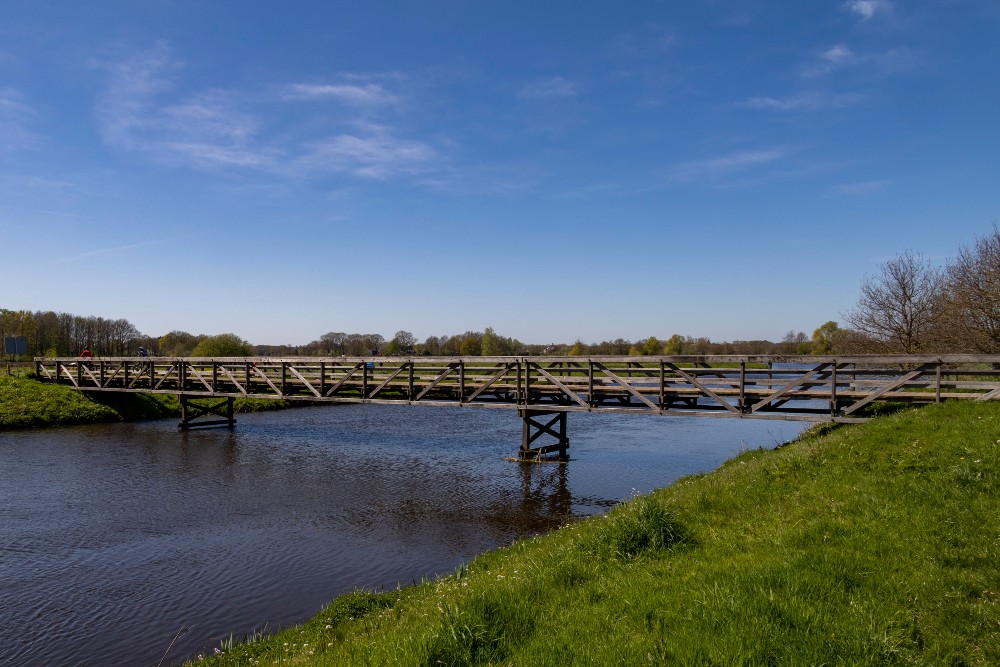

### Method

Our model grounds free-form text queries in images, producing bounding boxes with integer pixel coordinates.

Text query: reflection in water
[0,404,806,665]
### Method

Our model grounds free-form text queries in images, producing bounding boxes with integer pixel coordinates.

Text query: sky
[1,1,998,346]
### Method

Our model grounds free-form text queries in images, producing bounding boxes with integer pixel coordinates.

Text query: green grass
[0,376,295,430]
[185,400,1000,666]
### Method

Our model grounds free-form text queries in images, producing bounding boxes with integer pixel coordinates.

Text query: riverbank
[0,376,291,430]
[184,400,999,665]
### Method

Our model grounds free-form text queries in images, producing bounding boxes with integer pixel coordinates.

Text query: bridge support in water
[178,395,236,430]
[518,409,569,461]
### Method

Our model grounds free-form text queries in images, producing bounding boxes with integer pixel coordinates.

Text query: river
[0,404,807,665]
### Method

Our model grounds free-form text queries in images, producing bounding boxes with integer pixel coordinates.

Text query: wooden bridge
[34,355,1000,460]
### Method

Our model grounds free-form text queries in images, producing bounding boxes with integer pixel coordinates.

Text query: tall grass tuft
[583,493,690,560]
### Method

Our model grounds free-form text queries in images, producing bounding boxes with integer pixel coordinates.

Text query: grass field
[0,375,293,430]
[179,400,1000,666]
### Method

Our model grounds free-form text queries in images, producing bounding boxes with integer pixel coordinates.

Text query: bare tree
[845,251,943,353]
[938,226,1000,353]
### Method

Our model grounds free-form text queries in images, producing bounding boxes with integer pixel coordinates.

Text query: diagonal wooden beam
[464,363,516,402]
[524,412,565,446]
[532,364,590,408]
[324,363,363,397]
[977,386,1000,401]
[595,363,660,411]
[665,363,741,414]
[81,364,101,388]
[218,365,248,395]
[286,365,323,398]
[369,363,410,398]
[416,364,459,400]
[749,364,830,413]
[184,363,215,392]
[153,362,178,391]
[251,364,283,397]
[58,362,80,388]
[841,365,933,415]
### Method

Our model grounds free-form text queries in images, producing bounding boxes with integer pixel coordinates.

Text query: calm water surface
[0,404,807,666]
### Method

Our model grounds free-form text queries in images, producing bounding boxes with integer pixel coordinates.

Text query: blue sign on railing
[4,336,27,355]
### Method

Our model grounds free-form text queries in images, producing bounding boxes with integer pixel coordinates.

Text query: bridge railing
[33,354,1000,422]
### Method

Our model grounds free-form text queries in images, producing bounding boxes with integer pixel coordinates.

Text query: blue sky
[2,1,998,345]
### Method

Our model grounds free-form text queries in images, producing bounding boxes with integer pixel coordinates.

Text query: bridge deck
[34,354,1000,423]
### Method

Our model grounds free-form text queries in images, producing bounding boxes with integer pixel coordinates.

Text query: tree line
[5,226,999,359]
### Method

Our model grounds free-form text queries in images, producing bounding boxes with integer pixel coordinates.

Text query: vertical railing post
[320,361,327,396]
[459,360,465,403]
[659,361,665,409]
[516,360,523,406]
[525,360,531,406]
[739,361,746,412]
[589,359,595,407]
[831,363,839,416]
[936,362,942,403]
[408,361,415,400]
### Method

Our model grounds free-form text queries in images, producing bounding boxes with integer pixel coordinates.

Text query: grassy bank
[0,376,293,430]
[186,400,1000,665]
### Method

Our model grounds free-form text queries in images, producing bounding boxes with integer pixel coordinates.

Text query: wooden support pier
[519,409,569,461]
[34,354,1000,460]
[178,395,236,430]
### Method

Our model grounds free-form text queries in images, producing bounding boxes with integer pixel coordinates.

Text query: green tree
[190,333,254,357]
[387,330,416,355]
[811,321,839,354]
[663,334,685,355]
[567,339,586,356]
[640,336,661,355]
[158,330,202,356]
[460,334,482,356]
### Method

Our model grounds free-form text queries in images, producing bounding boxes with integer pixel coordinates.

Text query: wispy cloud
[283,82,398,106]
[93,43,438,179]
[45,235,193,266]
[666,148,787,184]
[830,179,892,195]
[0,86,38,152]
[736,90,865,111]
[610,23,676,58]
[294,124,436,179]
[94,43,268,169]
[844,0,892,22]
[801,42,919,80]
[518,76,578,100]
[800,44,858,78]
